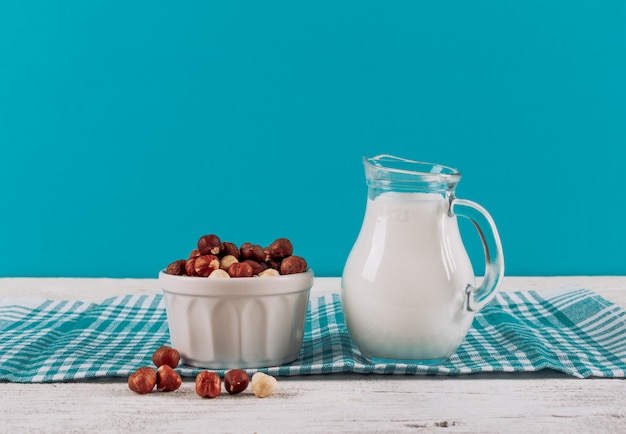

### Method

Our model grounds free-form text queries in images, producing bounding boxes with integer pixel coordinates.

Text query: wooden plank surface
[1,276,625,433]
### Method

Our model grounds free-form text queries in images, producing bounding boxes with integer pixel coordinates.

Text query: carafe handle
[450,198,504,311]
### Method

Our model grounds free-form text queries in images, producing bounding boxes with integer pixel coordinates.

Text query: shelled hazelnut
[194,254,220,277]
[128,367,157,394]
[208,269,230,278]
[228,261,254,278]
[224,369,249,394]
[152,346,180,369]
[198,234,222,256]
[165,260,186,276]
[195,371,221,398]
[280,256,308,275]
[156,365,182,392]
[251,372,278,398]
[265,238,293,259]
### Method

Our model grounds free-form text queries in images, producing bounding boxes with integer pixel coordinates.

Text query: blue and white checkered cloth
[1,287,625,382]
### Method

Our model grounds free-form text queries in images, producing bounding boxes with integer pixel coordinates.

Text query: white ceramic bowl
[158,269,314,369]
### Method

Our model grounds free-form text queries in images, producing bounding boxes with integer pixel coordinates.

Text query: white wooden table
[1,276,626,433]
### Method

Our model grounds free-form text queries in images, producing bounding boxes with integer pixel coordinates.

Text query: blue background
[1,1,625,278]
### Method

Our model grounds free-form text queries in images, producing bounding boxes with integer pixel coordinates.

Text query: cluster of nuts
[127,346,183,394]
[164,234,308,278]
[127,346,278,398]
[195,370,277,399]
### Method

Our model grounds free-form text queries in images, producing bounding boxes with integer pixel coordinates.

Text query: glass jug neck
[364,154,461,199]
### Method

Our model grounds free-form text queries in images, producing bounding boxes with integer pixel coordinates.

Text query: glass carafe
[341,155,504,364]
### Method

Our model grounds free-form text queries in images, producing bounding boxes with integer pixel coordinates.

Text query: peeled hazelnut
[240,243,266,262]
[280,255,308,275]
[128,367,157,394]
[152,346,180,369]
[219,255,239,271]
[194,254,220,277]
[208,269,230,278]
[251,372,277,398]
[243,259,266,275]
[266,238,293,259]
[228,261,254,278]
[195,371,221,398]
[258,268,280,277]
[198,234,223,256]
[156,365,182,392]
[224,369,249,394]
[165,259,187,276]
[222,241,240,259]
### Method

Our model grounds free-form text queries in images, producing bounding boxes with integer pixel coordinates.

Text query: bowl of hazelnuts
[159,234,313,369]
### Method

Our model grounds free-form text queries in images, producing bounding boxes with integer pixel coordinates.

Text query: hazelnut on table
[224,370,250,394]
[156,365,182,392]
[152,346,180,369]
[251,372,278,398]
[128,367,157,394]
[195,371,221,398]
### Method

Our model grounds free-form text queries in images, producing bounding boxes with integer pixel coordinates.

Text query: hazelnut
[208,269,230,278]
[266,238,293,259]
[128,367,157,394]
[224,369,249,394]
[219,255,239,271]
[228,261,254,278]
[243,259,266,275]
[195,371,221,398]
[265,258,282,270]
[258,268,280,277]
[222,241,240,259]
[188,249,201,259]
[198,234,222,256]
[165,259,187,276]
[251,372,277,398]
[156,365,182,392]
[185,257,197,276]
[194,254,220,277]
[240,242,266,262]
[280,255,308,275]
[152,346,180,369]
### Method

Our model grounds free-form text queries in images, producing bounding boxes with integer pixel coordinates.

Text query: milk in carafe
[342,192,476,362]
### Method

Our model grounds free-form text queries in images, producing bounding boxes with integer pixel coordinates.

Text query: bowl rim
[158,268,314,297]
